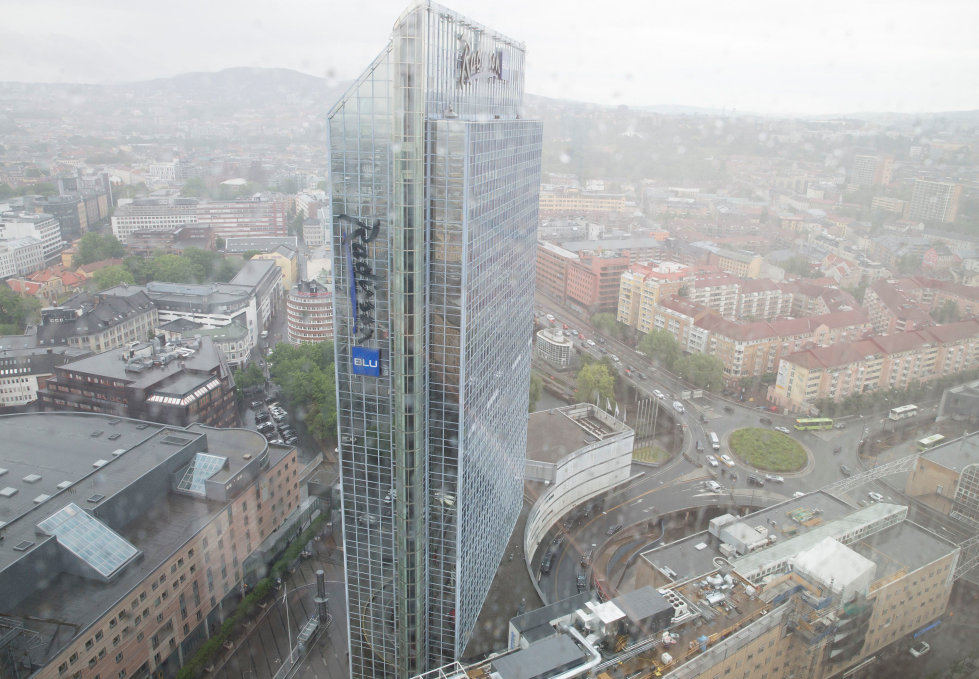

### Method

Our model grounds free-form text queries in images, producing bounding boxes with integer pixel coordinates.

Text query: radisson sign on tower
[328,2,542,678]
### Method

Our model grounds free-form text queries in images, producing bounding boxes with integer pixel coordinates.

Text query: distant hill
[124,67,348,107]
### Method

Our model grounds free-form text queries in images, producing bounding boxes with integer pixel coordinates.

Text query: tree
[214,258,243,282]
[673,354,724,391]
[181,176,208,198]
[241,250,262,261]
[932,300,960,324]
[529,374,543,412]
[638,329,680,368]
[145,254,204,283]
[576,363,615,405]
[896,253,920,274]
[268,342,337,443]
[0,286,41,333]
[182,248,219,280]
[234,362,265,392]
[92,265,135,290]
[75,233,125,266]
[215,237,226,251]
[590,312,619,337]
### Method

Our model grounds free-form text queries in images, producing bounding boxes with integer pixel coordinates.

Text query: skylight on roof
[37,503,139,579]
[176,453,227,496]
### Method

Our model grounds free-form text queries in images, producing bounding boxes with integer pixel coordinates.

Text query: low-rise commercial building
[38,335,239,428]
[534,327,573,369]
[0,236,44,278]
[423,495,958,679]
[0,212,65,263]
[0,335,90,408]
[0,412,305,678]
[102,259,282,350]
[36,290,159,353]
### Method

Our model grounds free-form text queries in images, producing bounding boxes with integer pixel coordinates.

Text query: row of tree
[265,342,337,444]
[88,248,249,290]
[637,329,725,390]
[0,286,41,334]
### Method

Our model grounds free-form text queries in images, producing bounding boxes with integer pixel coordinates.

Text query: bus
[916,434,945,451]
[794,417,834,431]
[709,432,720,451]
[888,404,918,421]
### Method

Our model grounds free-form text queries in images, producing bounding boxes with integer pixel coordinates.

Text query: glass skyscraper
[327,3,542,678]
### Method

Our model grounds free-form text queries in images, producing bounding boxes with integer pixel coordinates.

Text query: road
[531,294,958,603]
[211,536,348,679]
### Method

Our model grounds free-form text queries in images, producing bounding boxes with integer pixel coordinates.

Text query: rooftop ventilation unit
[93,460,109,468]
[56,481,72,490]
[22,474,41,483]
[87,494,105,503]
[33,494,50,504]
[0,488,17,498]
[13,540,33,552]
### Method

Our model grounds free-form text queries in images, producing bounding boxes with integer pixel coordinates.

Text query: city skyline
[2,0,978,115]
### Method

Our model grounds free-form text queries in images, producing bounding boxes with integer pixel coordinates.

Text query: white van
[709,432,720,451]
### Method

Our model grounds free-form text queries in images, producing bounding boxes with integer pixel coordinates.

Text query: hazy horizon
[3,0,978,116]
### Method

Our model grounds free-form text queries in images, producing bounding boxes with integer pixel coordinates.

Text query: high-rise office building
[328,3,542,677]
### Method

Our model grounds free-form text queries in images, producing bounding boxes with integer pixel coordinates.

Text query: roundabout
[728,427,808,472]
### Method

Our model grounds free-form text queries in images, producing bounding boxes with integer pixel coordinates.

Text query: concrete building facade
[0,413,303,679]
[286,280,334,345]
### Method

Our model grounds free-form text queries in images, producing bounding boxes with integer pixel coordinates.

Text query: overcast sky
[3,0,978,115]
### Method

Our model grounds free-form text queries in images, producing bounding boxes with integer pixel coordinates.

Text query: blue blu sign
[352,347,381,377]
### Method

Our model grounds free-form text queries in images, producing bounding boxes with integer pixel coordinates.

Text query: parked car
[249,400,263,409]
[774,426,791,434]
[839,464,852,476]
[706,455,719,467]
[909,641,930,658]
[606,524,623,536]
[719,454,735,467]
[764,474,784,483]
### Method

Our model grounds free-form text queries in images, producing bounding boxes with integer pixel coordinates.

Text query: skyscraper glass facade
[328,4,542,678]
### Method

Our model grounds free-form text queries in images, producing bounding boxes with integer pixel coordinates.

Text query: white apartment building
[0,237,44,277]
[0,213,64,263]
